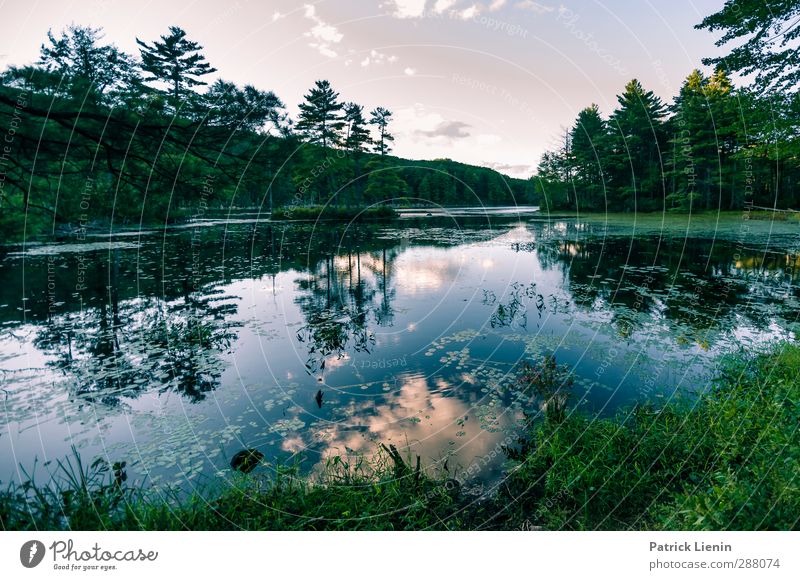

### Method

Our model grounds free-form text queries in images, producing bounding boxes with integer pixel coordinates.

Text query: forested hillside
[534,0,800,213]
[0,25,536,239]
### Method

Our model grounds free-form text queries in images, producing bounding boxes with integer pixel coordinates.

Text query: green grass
[270,205,398,221]
[492,342,800,530]
[748,210,800,222]
[2,343,798,531]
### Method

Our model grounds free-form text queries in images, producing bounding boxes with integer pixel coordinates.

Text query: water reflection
[0,214,797,489]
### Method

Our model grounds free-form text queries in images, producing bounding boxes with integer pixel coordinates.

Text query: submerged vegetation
[270,205,398,221]
[2,342,797,531]
[1,0,797,535]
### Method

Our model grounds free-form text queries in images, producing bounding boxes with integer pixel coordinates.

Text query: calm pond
[1,208,798,490]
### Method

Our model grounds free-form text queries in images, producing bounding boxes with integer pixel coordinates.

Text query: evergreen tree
[364,160,408,202]
[204,79,285,132]
[39,24,135,98]
[369,107,394,155]
[534,151,571,210]
[296,80,345,148]
[136,26,217,104]
[667,70,708,210]
[667,68,740,211]
[343,102,371,152]
[569,104,607,210]
[605,79,668,211]
[697,0,800,93]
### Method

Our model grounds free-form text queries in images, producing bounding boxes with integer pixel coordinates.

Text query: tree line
[534,1,800,213]
[0,25,535,238]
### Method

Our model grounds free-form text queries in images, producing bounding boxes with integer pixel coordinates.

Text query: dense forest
[0,25,536,239]
[2,0,799,240]
[535,1,800,212]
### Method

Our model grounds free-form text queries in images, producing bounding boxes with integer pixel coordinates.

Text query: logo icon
[20,540,46,568]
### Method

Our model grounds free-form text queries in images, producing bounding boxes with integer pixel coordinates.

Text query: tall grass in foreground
[1,343,797,530]
[495,343,800,530]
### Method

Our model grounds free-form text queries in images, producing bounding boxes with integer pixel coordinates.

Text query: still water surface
[1,209,797,489]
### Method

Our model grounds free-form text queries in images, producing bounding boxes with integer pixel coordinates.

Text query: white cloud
[459,4,480,19]
[388,0,428,18]
[391,105,529,176]
[404,67,417,75]
[416,120,472,139]
[395,105,470,143]
[272,11,284,22]
[514,0,553,13]
[361,49,398,67]
[433,0,457,13]
[303,4,343,58]
[481,161,534,177]
[489,0,506,10]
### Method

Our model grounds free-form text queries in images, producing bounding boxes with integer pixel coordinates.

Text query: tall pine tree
[569,104,607,210]
[370,107,394,155]
[296,80,345,148]
[136,26,216,105]
[606,79,667,211]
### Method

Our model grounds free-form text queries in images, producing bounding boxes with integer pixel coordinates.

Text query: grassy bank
[536,209,800,224]
[2,343,797,530]
[270,205,398,221]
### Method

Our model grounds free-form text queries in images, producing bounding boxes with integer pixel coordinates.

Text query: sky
[0,0,728,178]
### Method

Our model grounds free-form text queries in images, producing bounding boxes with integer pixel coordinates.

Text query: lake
[1,208,798,491]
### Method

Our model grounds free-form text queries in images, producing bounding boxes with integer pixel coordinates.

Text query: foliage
[535,71,800,212]
[270,205,398,221]
[136,25,217,104]
[0,27,535,242]
[696,0,800,93]
[296,79,345,149]
[369,106,395,156]
[494,342,800,530]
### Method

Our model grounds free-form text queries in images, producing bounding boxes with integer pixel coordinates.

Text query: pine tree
[370,107,394,155]
[296,80,345,148]
[136,26,217,104]
[606,79,667,211]
[203,79,285,131]
[667,70,707,210]
[569,104,607,210]
[364,160,408,203]
[39,25,134,97]
[697,0,800,93]
[343,102,371,152]
[667,68,740,211]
